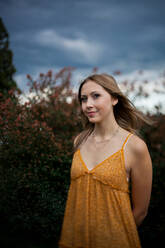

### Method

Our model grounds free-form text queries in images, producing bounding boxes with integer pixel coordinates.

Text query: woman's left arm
[130,137,153,227]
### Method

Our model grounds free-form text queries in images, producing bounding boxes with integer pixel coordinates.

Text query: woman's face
[80,80,118,123]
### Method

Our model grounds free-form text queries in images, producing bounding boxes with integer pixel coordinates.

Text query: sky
[1,0,165,113]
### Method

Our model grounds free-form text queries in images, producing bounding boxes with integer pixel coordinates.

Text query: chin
[88,117,101,123]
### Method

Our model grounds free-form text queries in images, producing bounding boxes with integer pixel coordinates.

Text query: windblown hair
[73,73,156,153]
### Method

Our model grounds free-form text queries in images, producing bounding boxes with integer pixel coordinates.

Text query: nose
[86,97,94,108]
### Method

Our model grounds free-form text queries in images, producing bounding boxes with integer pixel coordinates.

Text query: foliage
[138,114,165,247]
[0,67,83,246]
[0,17,19,97]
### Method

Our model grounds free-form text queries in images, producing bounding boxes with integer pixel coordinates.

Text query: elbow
[132,208,148,227]
[140,209,148,222]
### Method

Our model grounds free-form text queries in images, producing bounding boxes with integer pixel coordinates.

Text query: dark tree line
[0,17,20,97]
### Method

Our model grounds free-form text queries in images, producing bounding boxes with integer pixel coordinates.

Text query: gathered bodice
[71,133,133,193]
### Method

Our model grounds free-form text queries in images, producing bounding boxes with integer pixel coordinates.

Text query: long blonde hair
[73,73,156,152]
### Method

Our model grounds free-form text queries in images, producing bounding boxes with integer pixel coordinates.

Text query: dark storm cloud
[0,0,165,91]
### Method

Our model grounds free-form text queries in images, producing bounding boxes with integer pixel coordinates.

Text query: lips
[87,111,97,116]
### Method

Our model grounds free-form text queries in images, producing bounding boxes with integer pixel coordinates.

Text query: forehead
[81,80,105,95]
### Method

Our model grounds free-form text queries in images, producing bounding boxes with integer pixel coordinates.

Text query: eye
[93,93,100,99]
[80,93,100,102]
[80,97,87,102]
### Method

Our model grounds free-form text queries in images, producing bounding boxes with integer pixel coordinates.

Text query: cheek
[98,99,113,116]
[81,103,86,113]
[99,98,111,109]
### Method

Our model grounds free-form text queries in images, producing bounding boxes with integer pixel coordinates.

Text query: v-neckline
[78,148,122,173]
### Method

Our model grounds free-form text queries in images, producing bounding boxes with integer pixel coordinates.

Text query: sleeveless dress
[58,133,141,248]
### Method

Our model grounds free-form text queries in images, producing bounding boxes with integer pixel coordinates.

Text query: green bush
[138,115,165,247]
[0,68,82,246]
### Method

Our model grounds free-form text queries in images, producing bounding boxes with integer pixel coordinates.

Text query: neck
[92,116,120,140]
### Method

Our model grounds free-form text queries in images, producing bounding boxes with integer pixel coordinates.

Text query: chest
[80,144,121,170]
[79,143,132,182]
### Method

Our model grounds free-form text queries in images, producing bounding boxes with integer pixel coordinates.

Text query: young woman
[58,73,153,248]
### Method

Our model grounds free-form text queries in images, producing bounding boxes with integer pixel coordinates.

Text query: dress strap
[121,133,133,150]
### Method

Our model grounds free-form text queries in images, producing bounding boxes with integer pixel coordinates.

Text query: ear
[112,97,118,106]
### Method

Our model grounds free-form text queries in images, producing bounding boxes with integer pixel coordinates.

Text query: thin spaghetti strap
[121,133,133,150]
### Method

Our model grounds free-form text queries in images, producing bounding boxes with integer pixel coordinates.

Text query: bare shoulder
[129,134,149,156]
[127,134,152,170]
[73,133,81,146]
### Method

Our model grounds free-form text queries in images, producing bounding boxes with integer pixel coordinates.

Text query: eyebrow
[81,91,99,97]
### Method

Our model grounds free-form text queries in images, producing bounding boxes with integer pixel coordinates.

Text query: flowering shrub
[0,67,83,242]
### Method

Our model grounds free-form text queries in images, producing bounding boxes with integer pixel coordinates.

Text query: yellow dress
[58,133,141,248]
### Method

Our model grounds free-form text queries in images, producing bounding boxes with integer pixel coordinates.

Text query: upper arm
[129,136,153,214]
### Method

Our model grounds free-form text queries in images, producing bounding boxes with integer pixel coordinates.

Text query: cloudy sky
[1,0,165,112]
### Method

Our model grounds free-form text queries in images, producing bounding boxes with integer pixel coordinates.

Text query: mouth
[87,111,97,116]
